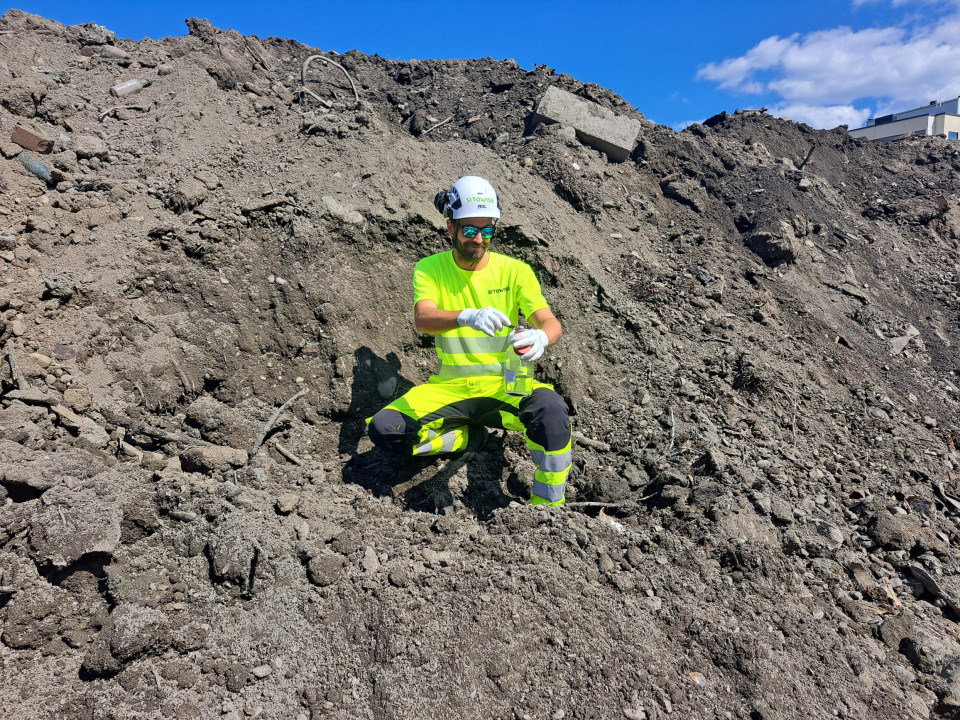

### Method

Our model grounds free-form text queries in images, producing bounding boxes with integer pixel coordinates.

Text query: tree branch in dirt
[299,87,332,110]
[98,105,148,122]
[241,197,290,214]
[4,340,27,390]
[101,408,214,447]
[667,407,676,454]
[573,431,610,452]
[301,54,360,109]
[250,388,309,456]
[273,442,304,466]
[420,115,453,136]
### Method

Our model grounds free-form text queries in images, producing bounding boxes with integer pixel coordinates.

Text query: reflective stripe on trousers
[412,428,462,456]
[527,438,571,507]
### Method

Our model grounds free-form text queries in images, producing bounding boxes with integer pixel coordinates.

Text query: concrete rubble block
[532,86,641,162]
[889,325,920,356]
[11,125,54,154]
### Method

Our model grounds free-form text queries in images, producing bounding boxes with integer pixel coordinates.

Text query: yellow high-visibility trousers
[368,375,571,506]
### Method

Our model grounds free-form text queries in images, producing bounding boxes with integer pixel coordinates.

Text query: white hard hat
[434,175,501,220]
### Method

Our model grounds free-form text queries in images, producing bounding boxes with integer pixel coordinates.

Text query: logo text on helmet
[465,196,495,204]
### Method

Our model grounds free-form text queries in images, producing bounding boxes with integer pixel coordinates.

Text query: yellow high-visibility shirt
[413,251,549,379]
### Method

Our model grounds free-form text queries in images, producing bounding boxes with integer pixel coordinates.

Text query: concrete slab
[532,86,641,162]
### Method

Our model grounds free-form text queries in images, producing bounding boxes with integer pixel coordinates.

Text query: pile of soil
[1,10,959,720]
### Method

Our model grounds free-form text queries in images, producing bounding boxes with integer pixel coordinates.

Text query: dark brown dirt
[1,9,960,720]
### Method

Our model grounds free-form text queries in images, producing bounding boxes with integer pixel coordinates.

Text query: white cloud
[853,0,952,6]
[696,9,960,128]
[672,118,707,131]
[770,103,872,129]
[698,35,797,91]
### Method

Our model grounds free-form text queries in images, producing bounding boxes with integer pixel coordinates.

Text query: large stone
[165,177,208,213]
[744,228,798,266]
[870,512,921,551]
[0,401,44,447]
[307,554,345,587]
[532,86,641,162]
[81,604,172,677]
[184,396,254,447]
[661,177,707,214]
[180,445,248,473]
[1,582,74,649]
[879,613,915,650]
[321,195,364,225]
[28,485,122,567]
[71,134,109,160]
[63,387,92,412]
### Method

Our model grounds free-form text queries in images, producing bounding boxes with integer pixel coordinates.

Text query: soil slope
[1,10,960,720]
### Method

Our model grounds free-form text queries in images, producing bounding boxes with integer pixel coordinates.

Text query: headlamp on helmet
[433,175,501,220]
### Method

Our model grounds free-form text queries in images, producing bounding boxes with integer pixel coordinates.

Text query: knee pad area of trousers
[520,389,570,447]
[368,408,416,451]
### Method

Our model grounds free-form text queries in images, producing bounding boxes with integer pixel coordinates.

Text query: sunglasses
[458,223,496,240]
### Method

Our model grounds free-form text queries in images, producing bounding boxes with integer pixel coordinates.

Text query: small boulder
[72,134,109,160]
[165,177,207,213]
[63,387,92,412]
[744,229,797,266]
[275,492,300,515]
[307,554,345,587]
[28,485,122,568]
[180,445,247,473]
[81,604,172,678]
[321,195,364,225]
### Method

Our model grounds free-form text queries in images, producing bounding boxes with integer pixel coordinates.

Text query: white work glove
[457,307,510,336]
[510,328,550,362]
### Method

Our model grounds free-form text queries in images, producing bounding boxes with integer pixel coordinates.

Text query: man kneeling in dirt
[368,175,571,506]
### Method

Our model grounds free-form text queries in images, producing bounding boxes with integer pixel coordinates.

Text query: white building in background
[849,97,960,142]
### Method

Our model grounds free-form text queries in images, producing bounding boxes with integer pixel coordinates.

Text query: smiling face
[448,216,495,267]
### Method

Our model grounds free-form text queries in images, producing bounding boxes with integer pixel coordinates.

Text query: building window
[950,131,959,141]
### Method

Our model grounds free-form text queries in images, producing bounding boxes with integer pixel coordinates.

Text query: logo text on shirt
[488,286,510,294]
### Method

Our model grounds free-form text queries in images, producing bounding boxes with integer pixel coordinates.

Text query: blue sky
[6,1,960,130]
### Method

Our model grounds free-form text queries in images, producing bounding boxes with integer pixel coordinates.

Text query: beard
[453,237,489,264]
